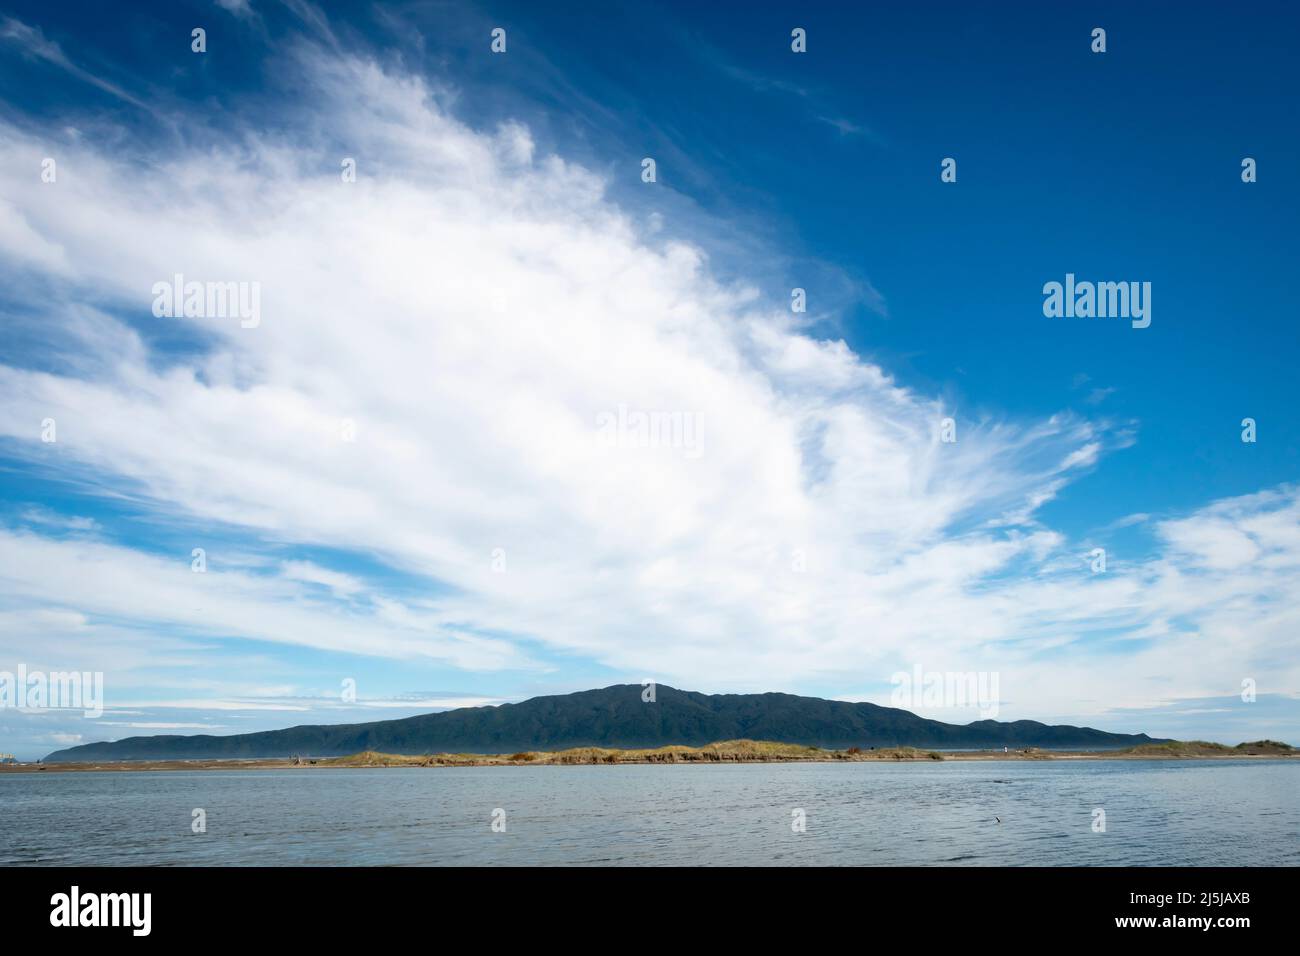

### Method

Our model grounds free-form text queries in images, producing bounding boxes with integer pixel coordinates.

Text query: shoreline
[3,739,1294,773]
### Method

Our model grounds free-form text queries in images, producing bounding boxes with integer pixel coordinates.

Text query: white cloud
[0,528,526,670]
[214,0,255,19]
[1059,441,1101,471]
[0,17,152,112]
[280,560,364,597]
[99,721,228,730]
[0,45,1296,728]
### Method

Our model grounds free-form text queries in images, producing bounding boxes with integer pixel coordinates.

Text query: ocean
[2,759,1296,866]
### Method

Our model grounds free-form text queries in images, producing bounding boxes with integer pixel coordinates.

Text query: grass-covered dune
[321,739,949,767]
[318,738,1296,766]
[8,738,1293,773]
[1120,739,1295,758]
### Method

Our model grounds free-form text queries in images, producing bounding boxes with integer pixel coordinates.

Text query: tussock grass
[1232,740,1293,754]
[1120,739,1294,758]
[14,738,1295,774]
[318,740,952,766]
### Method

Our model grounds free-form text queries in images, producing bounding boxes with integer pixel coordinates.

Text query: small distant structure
[0,753,16,765]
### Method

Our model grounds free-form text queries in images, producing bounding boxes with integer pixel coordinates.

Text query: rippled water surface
[2,760,1296,865]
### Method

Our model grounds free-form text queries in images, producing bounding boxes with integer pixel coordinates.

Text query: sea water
[1,759,1295,866]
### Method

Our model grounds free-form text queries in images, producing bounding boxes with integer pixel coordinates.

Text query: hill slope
[44,684,1162,761]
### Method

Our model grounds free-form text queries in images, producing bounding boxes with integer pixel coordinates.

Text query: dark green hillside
[45,684,1163,761]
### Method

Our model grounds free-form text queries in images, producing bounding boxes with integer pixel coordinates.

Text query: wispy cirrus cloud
[0,17,153,112]
[214,0,256,20]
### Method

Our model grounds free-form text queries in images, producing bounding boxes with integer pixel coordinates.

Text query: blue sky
[1,1,1297,759]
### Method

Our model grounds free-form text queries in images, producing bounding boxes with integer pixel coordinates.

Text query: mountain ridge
[44,684,1165,761]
